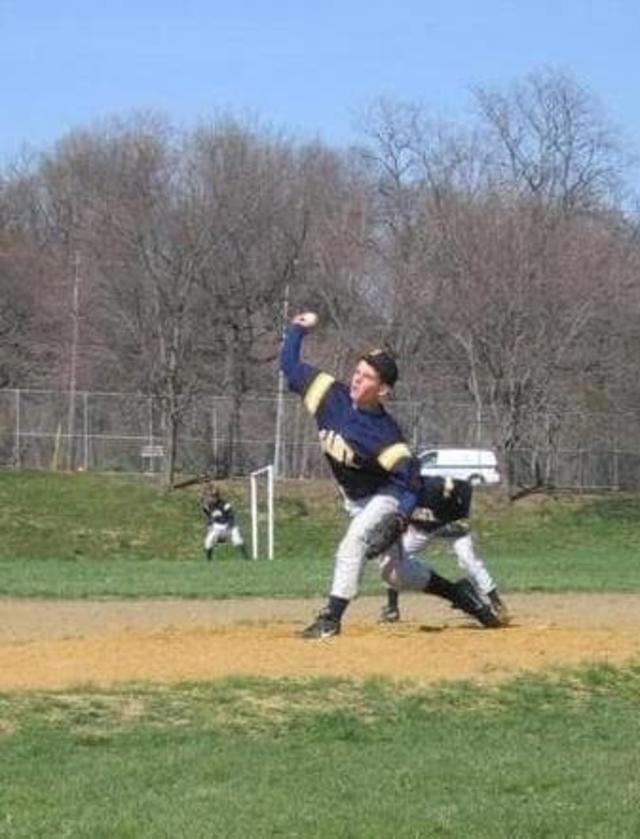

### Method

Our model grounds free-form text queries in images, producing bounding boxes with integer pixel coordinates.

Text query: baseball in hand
[293,311,319,330]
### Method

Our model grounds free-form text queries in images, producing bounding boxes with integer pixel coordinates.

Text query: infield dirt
[1,593,639,691]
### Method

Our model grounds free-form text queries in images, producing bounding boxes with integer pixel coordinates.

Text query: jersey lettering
[319,429,357,467]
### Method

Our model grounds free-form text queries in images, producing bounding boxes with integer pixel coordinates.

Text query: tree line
[1,69,639,491]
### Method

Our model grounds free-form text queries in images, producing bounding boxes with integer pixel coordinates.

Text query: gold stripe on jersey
[303,372,335,416]
[377,442,412,471]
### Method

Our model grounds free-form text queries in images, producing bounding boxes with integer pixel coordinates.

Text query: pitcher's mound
[1,593,639,690]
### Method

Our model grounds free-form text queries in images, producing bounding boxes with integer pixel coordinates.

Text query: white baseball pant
[402,526,496,596]
[204,523,245,550]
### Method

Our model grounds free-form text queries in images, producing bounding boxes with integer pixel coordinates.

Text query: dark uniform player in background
[280,311,498,638]
[201,484,248,560]
[377,476,509,625]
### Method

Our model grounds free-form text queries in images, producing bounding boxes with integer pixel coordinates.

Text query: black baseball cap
[360,348,399,387]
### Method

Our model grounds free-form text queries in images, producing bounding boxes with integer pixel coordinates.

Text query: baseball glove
[364,512,408,558]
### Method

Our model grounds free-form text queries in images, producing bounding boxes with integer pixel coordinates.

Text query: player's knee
[453,534,475,563]
[380,563,400,589]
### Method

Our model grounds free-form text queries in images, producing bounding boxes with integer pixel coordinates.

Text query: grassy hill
[0,470,639,597]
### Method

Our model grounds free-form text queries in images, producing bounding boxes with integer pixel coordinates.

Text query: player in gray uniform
[375,476,510,625]
[281,312,499,638]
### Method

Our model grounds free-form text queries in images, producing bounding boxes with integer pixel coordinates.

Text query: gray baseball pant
[330,493,432,599]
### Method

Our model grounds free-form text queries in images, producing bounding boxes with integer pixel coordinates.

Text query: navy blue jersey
[280,324,420,516]
[409,476,473,532]
[201,495,235,527]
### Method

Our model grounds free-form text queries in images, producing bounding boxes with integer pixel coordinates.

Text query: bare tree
[0,229,38,388]
[0,169,73,392]
[355,75,638,492]
[2,75,640,488]
[474,68,629,210]
[84,119,215,484]
[187,118,315,473]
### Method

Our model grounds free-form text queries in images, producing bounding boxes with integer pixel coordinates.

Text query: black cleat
[378,605,401,624]
[453,579,501,628]
[488,589,511,626]
[300,610,341,639]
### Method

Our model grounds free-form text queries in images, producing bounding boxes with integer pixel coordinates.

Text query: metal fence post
[212,399,218,469]
[83,391,90,470]
[14,388,21,469]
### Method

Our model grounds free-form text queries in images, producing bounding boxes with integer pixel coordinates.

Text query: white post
[250,464,274,560]
[251,472,258,560]
[267,464,274,560]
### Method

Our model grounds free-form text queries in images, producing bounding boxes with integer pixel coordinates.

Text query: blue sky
[2,1,640,164]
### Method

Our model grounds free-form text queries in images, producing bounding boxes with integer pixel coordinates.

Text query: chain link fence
[1,387,639,488]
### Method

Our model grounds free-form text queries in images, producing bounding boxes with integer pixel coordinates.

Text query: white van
[418,448,501,486]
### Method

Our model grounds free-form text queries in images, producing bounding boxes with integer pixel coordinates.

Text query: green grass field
[1,668,640,837]
[1,470,640,597]
[1,471,640,837]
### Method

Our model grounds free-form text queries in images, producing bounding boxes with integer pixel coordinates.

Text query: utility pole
[66,250,81,471]
[273,283,290,478]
